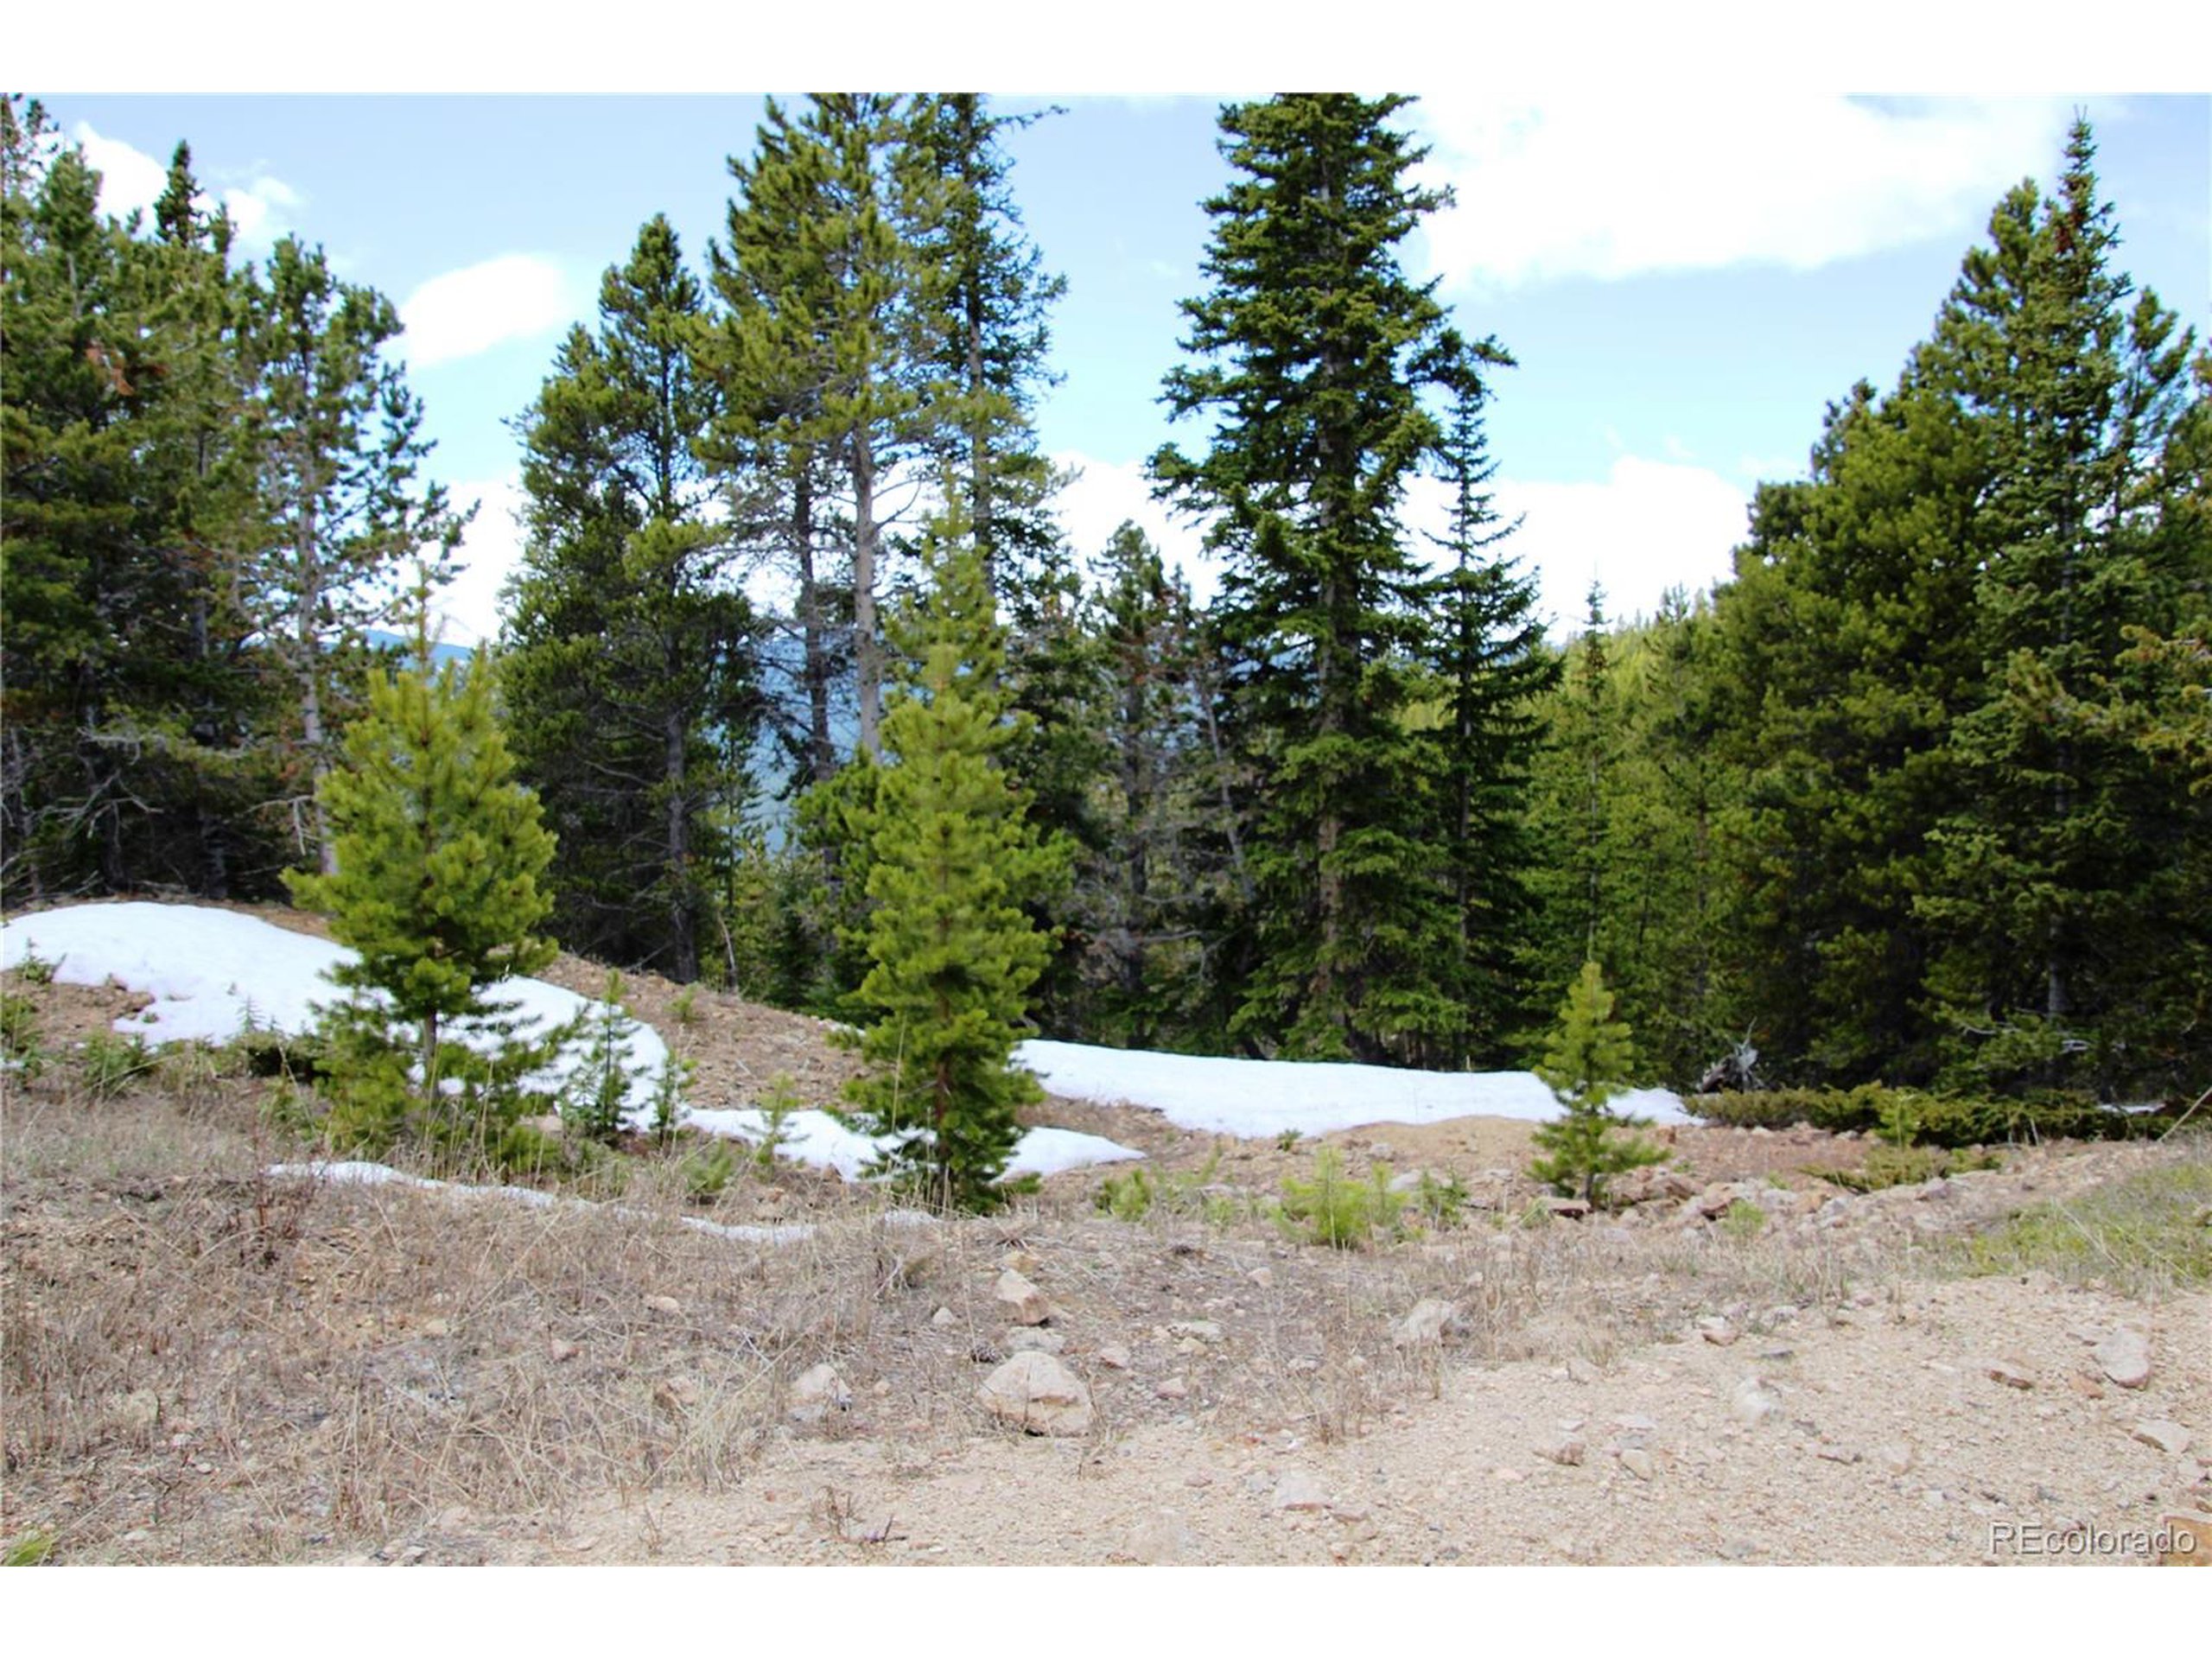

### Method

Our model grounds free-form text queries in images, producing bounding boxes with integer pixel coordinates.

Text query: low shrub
[1276,1148,1404,1249]
[1693,1084,2160,1147]
[79,1031,157,1099]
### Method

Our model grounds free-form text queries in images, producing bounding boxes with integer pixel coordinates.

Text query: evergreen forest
[7,91,2208,1133]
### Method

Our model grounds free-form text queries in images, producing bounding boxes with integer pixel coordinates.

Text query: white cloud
[1408,96,2080,290]
[1477,456,1751,631]
[397,255,574,371]
[436,474,528,647]
[1050,450,1217,600]
[72,121,300,252]
[1052,447,1749,632]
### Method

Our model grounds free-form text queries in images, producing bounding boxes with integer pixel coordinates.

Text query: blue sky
[29,84,2212,643]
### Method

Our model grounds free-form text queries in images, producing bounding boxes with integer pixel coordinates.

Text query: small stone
[1545,1197,1592,1219]
[1815,1443,1862,1465]
[2094,1328,2152,1389]
[420,1318,452,1338]
[1619,1447,1656,1481]
[1272,1471,1330,1511]
[1248,1266,1275,1289]
[2135,1421,2193,1458]
[1980,1357,2037,1390]
[1167,1319,1223,1344]
[1005,1328,1066,1355]
[995,1270,1052,1326]
[1540,1435,1586,1466]
[1125,1510,1196,1564]
[1393,1299,1459,1349]
[1697,1317,1738,1346]
[1566,1357,1602,1386]
[645,1294,683,1315]
[1878,1442,1916,1477]
[930,1306,957,1329]
[2068,1372,2105,1400]
[1154,1376,1190,1401]
[976,1351,1093,1436]
[548,1338,579,1363]
[788,1362,852,1423]
[655,1375,704,1413]
[1097,1344,1131,1370]
[1732,1381,1783,1428]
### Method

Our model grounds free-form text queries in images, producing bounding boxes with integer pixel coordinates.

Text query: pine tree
[1916,118,2207,1089]
[840,518,1058,1211]
[287,589,563,1154]
[242,234,465,873]
[1422,365,1558,1065]
[504,214,760,983]
[1528,960,1661,1205]
[1153,93,1465,1062]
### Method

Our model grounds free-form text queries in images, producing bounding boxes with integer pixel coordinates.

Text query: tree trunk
[664,699,697,984]
[853,436,881,760]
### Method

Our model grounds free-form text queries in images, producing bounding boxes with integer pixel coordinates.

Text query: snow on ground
[2,904,1147,1178]
[1014,1039,1692,1136]
[2,902,670,1117]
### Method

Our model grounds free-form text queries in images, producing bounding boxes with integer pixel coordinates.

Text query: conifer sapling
[1528,960,1664,1205]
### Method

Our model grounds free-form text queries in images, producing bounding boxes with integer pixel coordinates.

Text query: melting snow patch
[1013,1038,1690,1136]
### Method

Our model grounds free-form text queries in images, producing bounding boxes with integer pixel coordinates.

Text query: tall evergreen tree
[504,214,760,983]
[240,234,464,872]
[1153,92,1465,1062]
[840,516,1058,1211]
[1422,365,1558,1065]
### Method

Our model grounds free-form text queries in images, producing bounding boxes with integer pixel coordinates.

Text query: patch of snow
[1004,1125,1146,1178]
[681,1104,1146,1182]
[2,902,671,1119]
[1014,1038,1691,1136]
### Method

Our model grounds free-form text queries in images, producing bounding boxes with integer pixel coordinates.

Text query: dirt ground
[3,903,2208,1572]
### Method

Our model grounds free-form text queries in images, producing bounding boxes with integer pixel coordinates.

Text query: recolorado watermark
[1987,1519,2196,1560]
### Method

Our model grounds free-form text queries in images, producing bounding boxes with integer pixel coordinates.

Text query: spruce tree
[504,213,760,983]
[287,592,563,1154]
[1528,960,1662,1205]
[1153,93,1465,1062]
[1423,366,1558,1066]
[840,517,1058,1211]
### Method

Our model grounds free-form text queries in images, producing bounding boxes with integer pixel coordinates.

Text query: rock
[655,1375,703,1413]
[1272,1471,1331,1512]
[1392,1299,1459,1349]
[1154,1376,1190,1401]
[1815,1442,1861,1465]
[995,1270,1052,1327]
[1125,1510,1196,1564]
[1697,1317,1738,1346]
[788,1363,852,1424]
[1001,1249,1040,1274]
[2094,1328,2152,1389]
[1005,1327,1066,1355]
[2067,1372,2105,1400]
[420,1319,452,1338]
[1565,1357,1603,1386]
[1732,1380,1783,1427]
[1980,1358,2037,1390]
[1619,1447,1656,1481]
[1539,1435,1586,1467]
[930,1306,957,1329]
[1167,1319,1223,1344]
[2135,1421,2193,1458]
[1878,1442,1916,1477]
[1544,1197,1591,1219]
[1693,1183,1739,1220]
[1248,1266,1275,1289]
[644,1294,683,1316]
[1096,1344,1131,1370]
[2157,1512,2210,1567]
[548,1338,579,1363]
[976,1351,1094,1436]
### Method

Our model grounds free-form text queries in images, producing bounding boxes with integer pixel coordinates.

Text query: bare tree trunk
[793,467,834,786]
[664,699,697,984]
[295,493,337,874]
[853,436,881,760]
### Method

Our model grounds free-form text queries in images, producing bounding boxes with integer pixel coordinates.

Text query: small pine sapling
[1527,960,1665,1206]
